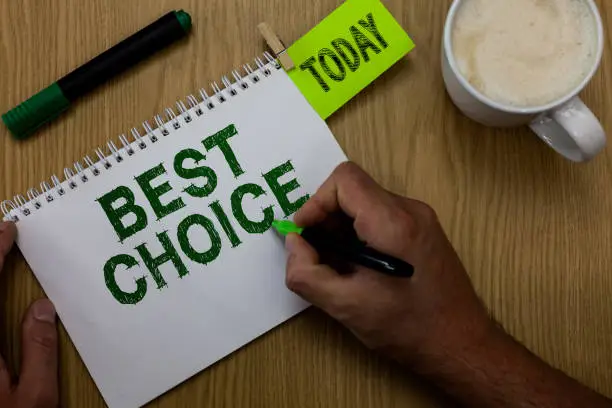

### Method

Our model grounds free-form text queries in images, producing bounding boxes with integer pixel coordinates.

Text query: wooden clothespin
[257,22,295,71]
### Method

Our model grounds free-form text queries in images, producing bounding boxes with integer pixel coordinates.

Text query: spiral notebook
[1,54,347,408]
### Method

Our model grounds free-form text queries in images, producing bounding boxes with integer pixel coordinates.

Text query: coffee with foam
[452,0,598,108]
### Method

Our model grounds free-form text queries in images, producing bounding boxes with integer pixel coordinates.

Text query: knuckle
[17,388,57,408]
[325,293,362,325]
[285,270,296,291]
[353,214,378,237]
[285,269,307,294]
[31,391,57,408]
[334,161,363,180]
[325,296,349,320]
[397,210,418,233]
[30,332,56,353]
[399,198,438,225]
[386,205,421,244]
[33,393,57,408]
[416,201,439,223]
[334,161,356,174]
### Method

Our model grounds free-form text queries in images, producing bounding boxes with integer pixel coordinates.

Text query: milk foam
[452,0,598,108]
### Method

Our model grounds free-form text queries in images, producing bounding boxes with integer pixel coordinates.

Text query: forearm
[409,325,612,408]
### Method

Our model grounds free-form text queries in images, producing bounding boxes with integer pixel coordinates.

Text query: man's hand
[285,162,612,408]
[285,161,493,364]
[0,222,59,408]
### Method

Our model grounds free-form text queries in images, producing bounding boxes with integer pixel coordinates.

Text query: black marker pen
[2,10,191,139]
[273,220,414,278]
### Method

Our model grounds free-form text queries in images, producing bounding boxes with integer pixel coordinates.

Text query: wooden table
[1,0,611,406]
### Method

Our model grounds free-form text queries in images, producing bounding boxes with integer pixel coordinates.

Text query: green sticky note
[287,0,415,119]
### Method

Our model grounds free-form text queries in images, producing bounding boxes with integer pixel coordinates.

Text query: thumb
[285,233,345,312]
[17,299,59,407]
[0,222,16,272]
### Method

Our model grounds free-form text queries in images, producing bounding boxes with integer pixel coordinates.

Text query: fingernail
[33,300,56,323]
[285,233,298,253]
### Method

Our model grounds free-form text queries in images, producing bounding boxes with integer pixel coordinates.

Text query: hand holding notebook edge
[0,222,59,408]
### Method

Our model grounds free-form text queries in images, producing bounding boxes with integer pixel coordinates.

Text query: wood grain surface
[1,0,612,407]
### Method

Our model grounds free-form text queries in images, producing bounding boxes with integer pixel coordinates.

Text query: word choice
[97,124,308,305]
[299,12,389,92]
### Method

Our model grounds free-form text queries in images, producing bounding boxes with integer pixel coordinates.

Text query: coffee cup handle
[530,97,606,162]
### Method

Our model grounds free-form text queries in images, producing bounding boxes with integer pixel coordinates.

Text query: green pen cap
[173,10,192,33]
[2,83,70,140]
[272,220,304,236]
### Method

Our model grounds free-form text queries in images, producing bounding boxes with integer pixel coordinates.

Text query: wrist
[399,316,506,376]
[397,319,612,408]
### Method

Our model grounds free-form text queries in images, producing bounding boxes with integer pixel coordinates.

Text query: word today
[298,12,389,92]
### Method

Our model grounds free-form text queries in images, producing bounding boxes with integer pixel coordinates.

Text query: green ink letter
[263,160,309,217]
[136,163,185,221]
[97,186,148,242]
[173,148,218,198]
[177,214,222,265]
[331,38,360,72]
[299,56,330,92]
[209,201,242,247]
[358,12,388,49]
[349,25,381,62]
[135,231,188,289]
[104,254,147,305]
[203,124,245,178]
[231,183,274,234]
[318,48,346,82]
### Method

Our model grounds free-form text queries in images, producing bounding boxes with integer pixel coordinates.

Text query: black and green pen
[272,220,414,278]
[2,10,191,139]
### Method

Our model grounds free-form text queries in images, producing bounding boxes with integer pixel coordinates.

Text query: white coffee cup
[442,0,606,162]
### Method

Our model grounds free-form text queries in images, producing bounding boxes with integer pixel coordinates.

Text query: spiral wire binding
[1,52,281,222]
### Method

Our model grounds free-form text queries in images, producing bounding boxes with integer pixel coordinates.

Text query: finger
[0,353,9,396]
[0,223,16,390]
[284,233,346,311]
[0,222,16,272]
[295,162,389,227]
[17,299,59,408]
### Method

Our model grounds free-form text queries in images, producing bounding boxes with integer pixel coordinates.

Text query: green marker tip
[272,220,304,237]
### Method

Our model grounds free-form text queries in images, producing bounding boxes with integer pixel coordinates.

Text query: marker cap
[272,220,304,236]
[2,83,70,140]
[173,10,192,33]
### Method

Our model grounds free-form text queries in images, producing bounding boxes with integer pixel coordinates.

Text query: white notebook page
[11,66,346,408]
